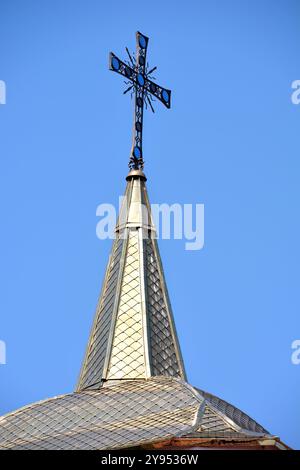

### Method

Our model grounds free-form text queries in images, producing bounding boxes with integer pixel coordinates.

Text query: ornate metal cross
[109,31,171,171]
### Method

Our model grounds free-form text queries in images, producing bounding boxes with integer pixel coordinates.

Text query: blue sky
[0,0,299,449]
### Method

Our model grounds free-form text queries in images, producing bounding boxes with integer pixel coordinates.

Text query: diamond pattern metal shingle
[196,388,269,434]
[0,378,270,450]
[196,403,238,433]
[0,378,204,450]
[107,231,146,379]
[77,235,125,390]
[145,238,183,377]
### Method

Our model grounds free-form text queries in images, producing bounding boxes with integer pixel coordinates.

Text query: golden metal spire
[76,171,186,390]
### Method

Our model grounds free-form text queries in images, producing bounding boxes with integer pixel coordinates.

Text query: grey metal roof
[0,377,269,450]
[196,388,269,434]
[0,378,203,450]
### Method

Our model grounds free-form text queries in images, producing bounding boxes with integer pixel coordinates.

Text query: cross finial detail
[109,31,171,170]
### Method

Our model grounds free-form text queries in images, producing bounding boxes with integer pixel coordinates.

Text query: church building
[0,32,288,451]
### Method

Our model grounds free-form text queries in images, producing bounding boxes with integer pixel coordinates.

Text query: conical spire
[77,170,186,391]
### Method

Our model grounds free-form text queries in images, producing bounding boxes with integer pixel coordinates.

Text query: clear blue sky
[0,0,299,449]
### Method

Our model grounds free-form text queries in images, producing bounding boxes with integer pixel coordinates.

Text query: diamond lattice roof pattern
[0,377,270,450]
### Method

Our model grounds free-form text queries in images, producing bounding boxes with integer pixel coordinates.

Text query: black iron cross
[109,31,171,171]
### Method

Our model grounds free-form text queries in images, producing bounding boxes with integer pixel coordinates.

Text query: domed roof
[0,377,270,450]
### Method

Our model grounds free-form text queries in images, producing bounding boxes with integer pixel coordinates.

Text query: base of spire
[126,169,147,181]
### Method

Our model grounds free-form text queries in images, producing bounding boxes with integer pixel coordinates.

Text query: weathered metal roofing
[0,378,203,450]
[0,377,269,450]
[196,388,269,434]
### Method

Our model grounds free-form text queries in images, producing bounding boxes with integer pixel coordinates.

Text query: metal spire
[76,33,183,390]
[77,173,186,390]
[109,31,171,170]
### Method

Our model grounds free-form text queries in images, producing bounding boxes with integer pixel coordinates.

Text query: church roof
[0,170,274,450]
[0,377,270,450]
[0,31,285,450]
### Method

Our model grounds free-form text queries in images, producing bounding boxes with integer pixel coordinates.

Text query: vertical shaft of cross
[109,31,171,172]
[129,33,149,171]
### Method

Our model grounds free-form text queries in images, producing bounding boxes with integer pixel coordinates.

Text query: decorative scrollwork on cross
[109,31,171,170]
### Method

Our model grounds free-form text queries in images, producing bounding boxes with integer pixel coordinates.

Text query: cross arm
[144,77,171,109]
[109,52,136,83]
[109,52,171,109]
